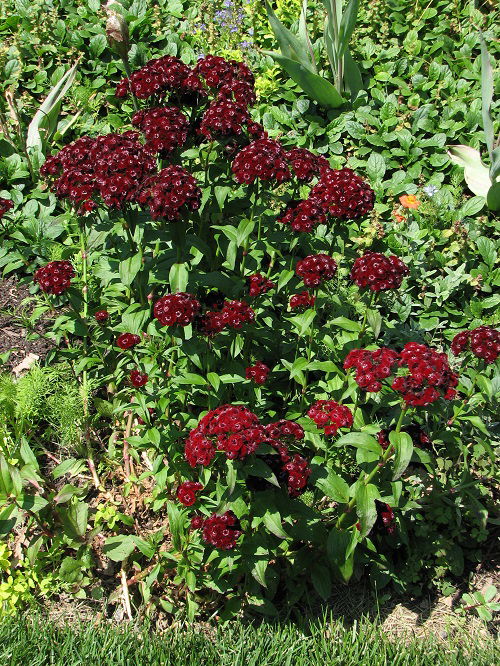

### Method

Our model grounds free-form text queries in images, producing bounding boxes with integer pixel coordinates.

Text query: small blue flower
[248,27,254,36]
[240,40,252,49]
[223,0,233,7]
[423,184,439,197]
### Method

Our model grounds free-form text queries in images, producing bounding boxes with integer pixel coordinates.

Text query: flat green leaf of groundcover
[103,535,137,562]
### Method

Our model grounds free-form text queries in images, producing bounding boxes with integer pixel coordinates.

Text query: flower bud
[106,11,130,59]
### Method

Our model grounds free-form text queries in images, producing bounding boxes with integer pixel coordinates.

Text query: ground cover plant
[0,0,498,631]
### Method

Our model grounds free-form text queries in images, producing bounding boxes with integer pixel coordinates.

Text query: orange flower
[393,212,406,223]
[399,194,421,210]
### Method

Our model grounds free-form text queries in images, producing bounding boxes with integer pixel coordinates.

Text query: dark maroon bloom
[202,511,242,550]
[199,99,250,140]
[350,252,409,292]
[451,326,500,364]
[217,78,256,108]
[392,342,458,406]
[135,165,201,221]
[185,431,216,467]
[0,198,13,219]
[116,332,141,350]
[344,348,400,393]
[130,369,148,388]
[285,148,329,183]
[376,501,396,534]
[307,400,353,436]
[34,261,74,295]
[283,454,311,497]
[264,419,304,443]
[245,361,270,385]
[310,168,375,219]
[154,292,201,327]
[94,310,109,323]
[131,106,189,156]
[289,290,316,311]
[176,481,203,506]
[197,300,255,336]
[295,254,337,287]
[278,199,326,233]
[248,273,275,297]
[246,121,267,140]
[190,514,205,530]
[137,407,156,425]
[232,138,291,185]
[194,55,254,89]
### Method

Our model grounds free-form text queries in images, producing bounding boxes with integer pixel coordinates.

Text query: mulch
[0,277,55,371]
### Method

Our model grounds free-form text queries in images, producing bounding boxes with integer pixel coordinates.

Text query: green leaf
[476,236,497,267]
[355,483,379,536]
[366,309,382,339]
[486,182,500,211]
[366,153,386,181]
[311,465,350,502]
[252,559,268,587]
[0,456,13,495]
[337,0,359,61]
[263,510,289,539]
[246,459,280,488]
[343,49,363,101]
[59,501,88,540]
[169,262,188,292]
[480,34,494,160]
[103,535,137,562]
[390,431,414,480]
[459,196,485,217]
[52,458,86,480]
[289,308,316,336]
[262,51,344,109]
[447,145,491,197]
[18,494,48,513]
[311,563,332,600]
[167,501,184,551]
[326,526,357,583]
[334,432,382,454]
[330,317,361,332]
[119,253,142,287]
[264,0,315,70]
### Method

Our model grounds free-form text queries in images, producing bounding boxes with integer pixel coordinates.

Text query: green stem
[121,56,138,111]
[300,289,317,410]
[448,371,479,426]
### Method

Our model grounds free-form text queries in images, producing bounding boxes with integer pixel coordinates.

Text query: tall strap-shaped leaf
[298,0,317,73]
[264,0,315,71]
[337,0,359,61]
[480,34,494,161]
[344,48,363,101]
[324,15,338,80]
[27,63,78,150]
[262,50,344,108]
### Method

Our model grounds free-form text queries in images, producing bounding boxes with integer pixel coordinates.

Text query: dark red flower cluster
[289,290,316,311]
[185,404,264,465]
[451,326,500,364]
[344,348,400,392]
[0,197,13,219]
[154,292,201,327]
[377,425,432,451]
[199,99,251,140]
[283,454,311,496]
[194,55,254,89]
[130,369,148,388]
[135,165,201,220]
[310,168,375,219]
[116,333,141,350]
[245,361,270,385]
[285,148,329,183]
[201,511,242,550]
[94,309,109,322]
[248,272,275,297]
[350,252,409,292]
[264,419,304,444]
[278,199,326,233]
[376,501,395,534]
[131,106,189,156]
[295,254,337,287]
[392,342,458,406]
[218,79,256,108]
[34,260,74,295]
[176,481,203,506]
[197,300,255,335]
[41,132,156,211]
[116,55,206,101]
[307,400,353,436]
[232,139,291,185]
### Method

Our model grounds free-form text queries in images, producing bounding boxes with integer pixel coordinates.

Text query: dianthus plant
[31,52,496,618]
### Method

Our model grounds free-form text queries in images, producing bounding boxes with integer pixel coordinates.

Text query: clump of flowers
[392,342,458,406]
[283,454,311,496]
[201,511,242,550]
[451,326,500,364]
[289,291,316,311]
[217,78,256,108]
[130,369,148,388]
[264,419,304,444]
[245,361,270,384]
[285,148,329,182]
[131,106,189,156]
[199,99,251,140]
[197,300,255,335]
[310,168,375,219]
[344,348,400,392]
[278,199,326,233]
[94,310,109,323]
[248,272,275,297]
[232,138,291,184]
[295,254,337,287]
[154,292,201,327]
[307,400,353,436]
[176,481,203,506]
[0,198,13,219]
[194,55,254,89]
[135,165,201,221]
[350,252,409,292]
[116,333,141,350]
[34,260,75,295]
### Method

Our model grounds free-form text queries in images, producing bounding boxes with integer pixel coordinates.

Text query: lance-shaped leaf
[27,63,78,150]
[447,145,491,197]
[298,1,317,72]
[355,482,379,536]
[264,0,315,71]
[390,431,413,481]
[338,0,359,61]
[344,49,363,100]
[479,34,494,161]
[262,51,345,108]
[326,526,357,583]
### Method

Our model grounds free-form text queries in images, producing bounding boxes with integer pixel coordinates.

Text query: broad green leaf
[262,51,344,109]
[447,145,491,197]
[169,262,188,292]
[476,236,497,267]
[355,483,379,536]
[246,459,280,488]
[366,153,386,182]
[326,526,357,583]
[263,510,289,539]
[252,559,268,587]
[337,0,359,61]
[119,253,142,287]
[335,432,382,454]
[298,1,316,70]
[389,431,413,480]
[103,535,137,562]
[311,563,332,600]
[167,501,184,551]
[311,465,350,503]
[60,501,88,539]
[459,196,485,218]
[487,182,500,211]
[19,494,48,513]
[343,48,363,100]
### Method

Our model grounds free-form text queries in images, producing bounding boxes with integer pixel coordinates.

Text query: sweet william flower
[116,333,141,349]
[130,369,148,388]
[245,361,270,385]
[176,481,203,506]
[34,261,74,295]
[94,310,109,323]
